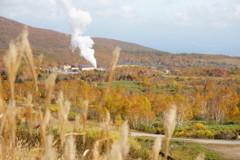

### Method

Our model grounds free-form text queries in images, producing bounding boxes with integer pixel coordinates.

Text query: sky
[0,0,240,56]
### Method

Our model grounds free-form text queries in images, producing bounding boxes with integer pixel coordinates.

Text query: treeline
[1,66,239,130]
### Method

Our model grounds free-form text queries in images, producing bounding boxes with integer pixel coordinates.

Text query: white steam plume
[49,0,97,68]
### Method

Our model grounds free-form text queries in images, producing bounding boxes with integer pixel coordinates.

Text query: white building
[79,64,95,71]
[163,70,170,74]
[61,64,71,71]
[71,66,79,72]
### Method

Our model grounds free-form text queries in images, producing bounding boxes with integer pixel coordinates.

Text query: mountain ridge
[0,16,239,68]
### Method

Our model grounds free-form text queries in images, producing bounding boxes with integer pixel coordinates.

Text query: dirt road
[204,145,240,160]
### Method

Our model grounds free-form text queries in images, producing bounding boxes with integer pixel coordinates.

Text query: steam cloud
[49,0,97,68]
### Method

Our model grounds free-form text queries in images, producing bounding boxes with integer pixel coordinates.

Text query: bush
[130,147,150,160]
[194,130,214,139]
[49,104,59,112]
[68,111,78,121]
[174,130,189,137]
[194,123,206,130]
[174,131,185,137]
[132,123,156,134]
[155,127,164,134]
[114,114,122,128]
[214,129,238,140]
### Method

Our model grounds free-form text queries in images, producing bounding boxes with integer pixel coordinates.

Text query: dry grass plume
[163,104,176,159]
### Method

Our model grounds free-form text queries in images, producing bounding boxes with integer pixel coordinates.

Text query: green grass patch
[98,80,141,92]
[134,137,231,160]
[48,104,59,112]
[205,124,240,131]
[171,140,230,160]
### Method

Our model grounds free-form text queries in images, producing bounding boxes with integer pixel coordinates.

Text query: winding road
[130,132,240,145]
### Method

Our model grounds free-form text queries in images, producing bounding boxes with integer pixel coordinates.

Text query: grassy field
[135,137,232,160]
[98,80,141,92]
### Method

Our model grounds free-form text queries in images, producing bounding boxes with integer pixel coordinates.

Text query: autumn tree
[174,94,193,128]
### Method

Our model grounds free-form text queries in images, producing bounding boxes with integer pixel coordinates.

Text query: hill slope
[0,16,239,68]
[0,16,168,66]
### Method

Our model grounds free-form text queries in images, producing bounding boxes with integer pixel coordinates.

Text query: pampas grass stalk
[42,134,56,160]
[4,33,24,102]
[163,104,176,159]
[74,115,80,132]
[152,137,162,160]
[44,72,57,113]
[21,26,39,92]
[105,121,129,160]
[3,101,17,159]
[64,135,76,160]
[57,91,71,147]
[100,47,121,111]
[105,111,111,153]
[82,100,88,145]
[25,94,33,135]
[92,121,129,160]
[82,149,90,159]
[118,121,129,159]
[93,140,100,160]
[1,28,29,158]
[41,109,51,150]
[39,72,56,149]
[195,153,205,160]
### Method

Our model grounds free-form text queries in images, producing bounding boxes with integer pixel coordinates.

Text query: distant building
[71,66,79,72]
[96,68,106,71]
[163,70,170,74]
[116,65,138,68]
[61,64,71,71]
[79,64,95,71]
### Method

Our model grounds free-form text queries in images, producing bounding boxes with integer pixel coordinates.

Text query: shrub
[194,130,214,139]
[114,114,122,128]
[194,123,206,130]
[174,130,189,137]
[132,123,156,134]
[174,131,185,137]
[15,95,24,103]
[130,147,150,160]
[155,127,164,134]
[49,104,59,112]
[214,129,238,140]
[68,111,78,121]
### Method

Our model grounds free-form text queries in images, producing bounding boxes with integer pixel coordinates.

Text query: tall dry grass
[82,100,89,145]
[44,72,57,113]
[21,26,39,92]
[57,91,71,147]
[152,137,162,160]
[99,47,120,110]
[25,94,33,135]
[64,135,76,160]
[1,25,28,159]
[195,153,205,160]
[42,134,56,160]
[0,27,207,160]
[0,28,131,160]
[163,104,176,159]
